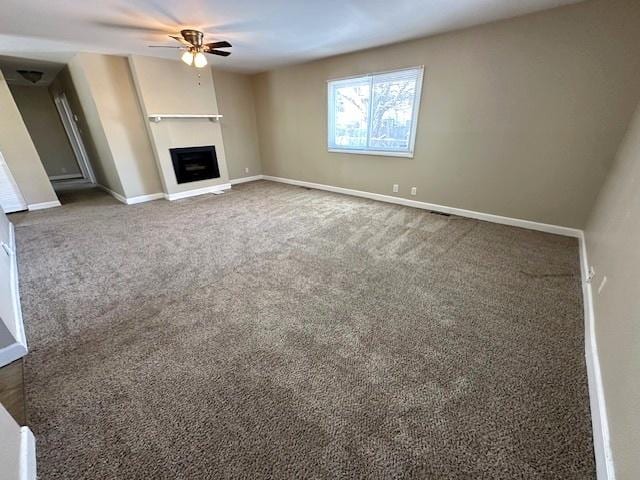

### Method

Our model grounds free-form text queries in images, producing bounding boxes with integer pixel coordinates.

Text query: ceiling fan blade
[92,20,168,34]
[148,45,184,49]
[204,41,232,49]
[205,49,232,57]
[169,34,191,46]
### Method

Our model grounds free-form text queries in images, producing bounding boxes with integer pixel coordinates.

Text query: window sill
[328,148,414,158]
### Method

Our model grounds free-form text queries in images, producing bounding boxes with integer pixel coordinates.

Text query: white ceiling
[0,0,584,73]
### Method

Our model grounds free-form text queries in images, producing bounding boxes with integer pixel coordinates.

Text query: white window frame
[327,66,424,158]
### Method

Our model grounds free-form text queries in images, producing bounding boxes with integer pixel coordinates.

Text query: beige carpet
[12,180,594,479]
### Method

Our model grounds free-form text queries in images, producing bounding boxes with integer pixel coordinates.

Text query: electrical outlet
[410,187,417,196]
[245,167,249,174]
[392,184,399,193]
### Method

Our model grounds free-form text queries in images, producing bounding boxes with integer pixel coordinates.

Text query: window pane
[327,67,422,156]
[369,72,417,152]
[331,79,370,149]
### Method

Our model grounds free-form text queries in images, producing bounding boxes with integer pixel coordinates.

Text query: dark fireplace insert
[170,145,220,184]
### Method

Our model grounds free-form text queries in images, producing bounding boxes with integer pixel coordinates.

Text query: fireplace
[170,146,220,184]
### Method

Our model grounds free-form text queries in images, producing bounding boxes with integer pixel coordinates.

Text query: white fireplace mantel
[148,114,223,123]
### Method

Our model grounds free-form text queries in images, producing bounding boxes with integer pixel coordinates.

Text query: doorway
[53,92,95,185]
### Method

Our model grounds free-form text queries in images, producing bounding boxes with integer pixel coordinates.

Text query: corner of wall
[66,54,126,197]
[0,70,59,206]
[212,69,264,180]
[578,233,616,480]
[580,97,640,479]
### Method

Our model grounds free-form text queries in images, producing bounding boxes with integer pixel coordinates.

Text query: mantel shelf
[148,114,223,123]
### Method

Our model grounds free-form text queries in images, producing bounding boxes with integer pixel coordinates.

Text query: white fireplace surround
[128,55,231,200]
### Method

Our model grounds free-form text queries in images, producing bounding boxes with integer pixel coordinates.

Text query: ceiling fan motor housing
[181,29,204,47]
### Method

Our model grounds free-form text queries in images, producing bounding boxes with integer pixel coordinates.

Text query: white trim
[148,114,223,123]
[0,223,28,368]
[48,173,82,181]
[1,206,27,214]
[27,200,61,211]
[97,185,163,205]
[326,65,426,83]
[0,342,28,368]
[328,148,414,158]
[579,233,615,480]
[262,175,581,238]
[19,427,36,480]
[164,183,231,201]
[125,193,164,205]
[9,224,26,348]
[53,93,96,184]
[229,175,263,185]
[0,151,28,213]
[97,185,128,204]
[327,66,424,159]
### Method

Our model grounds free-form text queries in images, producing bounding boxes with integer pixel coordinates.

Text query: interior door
[0,151,27,213]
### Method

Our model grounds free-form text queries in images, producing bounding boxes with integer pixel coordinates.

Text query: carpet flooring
[12,180,594,479]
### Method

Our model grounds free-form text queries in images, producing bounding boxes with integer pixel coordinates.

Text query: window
[328,67,424,157]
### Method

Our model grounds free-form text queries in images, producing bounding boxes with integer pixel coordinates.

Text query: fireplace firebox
[169,146,220,184]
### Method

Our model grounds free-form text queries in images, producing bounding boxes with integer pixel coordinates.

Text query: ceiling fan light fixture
[149,30,230,67]
[193,51,207,68]
[17,70,43,84]
[181,50,194,66]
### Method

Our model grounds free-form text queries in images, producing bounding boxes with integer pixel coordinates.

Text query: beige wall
[129,55,229,195]
[9,84,80,178]
[58,58,125,195]
[0,70,58,206]
[585,100,640,479]
[69,54,162,198]
[252,0,640,228]
[213,70,262,179]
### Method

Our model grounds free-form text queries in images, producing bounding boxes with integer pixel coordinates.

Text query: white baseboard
[97,185,163,205]
[125,192,164,205]
[164,183,231,201]
[262,175,581,238]
[20,427,36,480]
[27,200,61,211]
[0,341,28,368]
[579,233,615,480]
[99,182,233,204]
[2,204,27,214]
[97,185,127,204]
[230,175,263,185]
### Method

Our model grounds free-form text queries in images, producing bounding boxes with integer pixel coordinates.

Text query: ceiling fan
[149,29,231,68]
